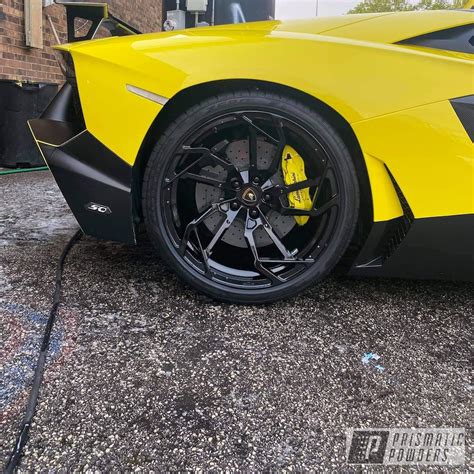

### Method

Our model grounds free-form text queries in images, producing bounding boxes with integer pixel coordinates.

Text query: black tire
[143,90,359,304]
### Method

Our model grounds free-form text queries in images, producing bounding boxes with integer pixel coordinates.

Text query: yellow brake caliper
[281,145,313,226]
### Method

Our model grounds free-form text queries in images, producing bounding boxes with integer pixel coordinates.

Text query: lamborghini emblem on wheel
[27,5,474,304]
[242,188,258,204]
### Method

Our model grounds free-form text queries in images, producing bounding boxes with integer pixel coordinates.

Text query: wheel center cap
[240,186,260,206]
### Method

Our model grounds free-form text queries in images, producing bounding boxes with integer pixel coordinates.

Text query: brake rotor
[195,139,296,248]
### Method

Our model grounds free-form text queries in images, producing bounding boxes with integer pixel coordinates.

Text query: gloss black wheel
[143,91,359,303]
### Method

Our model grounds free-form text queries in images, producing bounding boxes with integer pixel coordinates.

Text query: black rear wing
[56,1,141,43]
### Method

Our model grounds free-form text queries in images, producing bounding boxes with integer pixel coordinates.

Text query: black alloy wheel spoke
[244,213,284,284]
[243,209,317,283]
[194,228,211,275]
[248,127,258,180]
[258,209,314,264]
[280,194,340,217]
[180,200,234,256]
[180,206,218,256]
[239,113,289,182]
[165,146,241,187]
[182,146,236,171]
[239,114,279,145]
[313,194,340,217]
[258,209,295,259]
[181,171,232,191]
[205,205,241,256]
[311,162,331,207]
[262,179,320,211]
[264,116,287,179]
[240,114,287,182]
[283,178,320,194]
[211,139,231,154]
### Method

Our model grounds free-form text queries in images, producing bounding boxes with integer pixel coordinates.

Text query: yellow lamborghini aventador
[29,4,473,303]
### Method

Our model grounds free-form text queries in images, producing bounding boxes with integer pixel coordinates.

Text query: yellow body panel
[70,53,163,166]
[363,154,404,222]
[321,10,473,43]
[56,10,474,221]
[353,101,474,219]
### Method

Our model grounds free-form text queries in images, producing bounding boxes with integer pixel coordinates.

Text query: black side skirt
[351,214,474,282]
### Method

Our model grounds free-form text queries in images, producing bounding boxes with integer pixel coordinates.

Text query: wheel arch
[133,79,375,258]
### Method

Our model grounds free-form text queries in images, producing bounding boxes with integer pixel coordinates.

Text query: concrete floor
[1,171,472,470]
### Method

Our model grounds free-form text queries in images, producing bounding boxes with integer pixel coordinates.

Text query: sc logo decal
[85,202,112,215]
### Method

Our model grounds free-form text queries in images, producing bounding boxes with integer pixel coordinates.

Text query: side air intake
[451,95,474,142]
[397,23,474,55]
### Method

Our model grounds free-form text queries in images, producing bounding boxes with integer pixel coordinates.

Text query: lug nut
[250,209,259,219]
[253,176,261,185]
[264,193,271,202]
[231,201,240,211]
[231,179,241,190]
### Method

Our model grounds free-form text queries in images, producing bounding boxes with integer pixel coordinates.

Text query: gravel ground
[0,171,472,471]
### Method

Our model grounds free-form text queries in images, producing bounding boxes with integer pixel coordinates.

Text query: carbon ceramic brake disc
[195,139,295,248]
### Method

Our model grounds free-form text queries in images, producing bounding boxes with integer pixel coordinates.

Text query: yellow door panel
[354,101,474,219]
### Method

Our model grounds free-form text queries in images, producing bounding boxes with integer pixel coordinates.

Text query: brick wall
[0,1,163,84]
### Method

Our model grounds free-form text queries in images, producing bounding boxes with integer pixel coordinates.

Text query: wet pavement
[1,171,472,470]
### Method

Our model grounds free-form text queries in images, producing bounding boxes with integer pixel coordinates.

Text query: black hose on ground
[4,229,83,473]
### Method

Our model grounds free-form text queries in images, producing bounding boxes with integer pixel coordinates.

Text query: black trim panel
[397,23,474,55]
[28,72,136,244]
[351,215,474,282]
[49,132,136,244]
[29,119,83,147]
[42,83,77,123]
[29,121,136,245]
[451,95,474,142]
